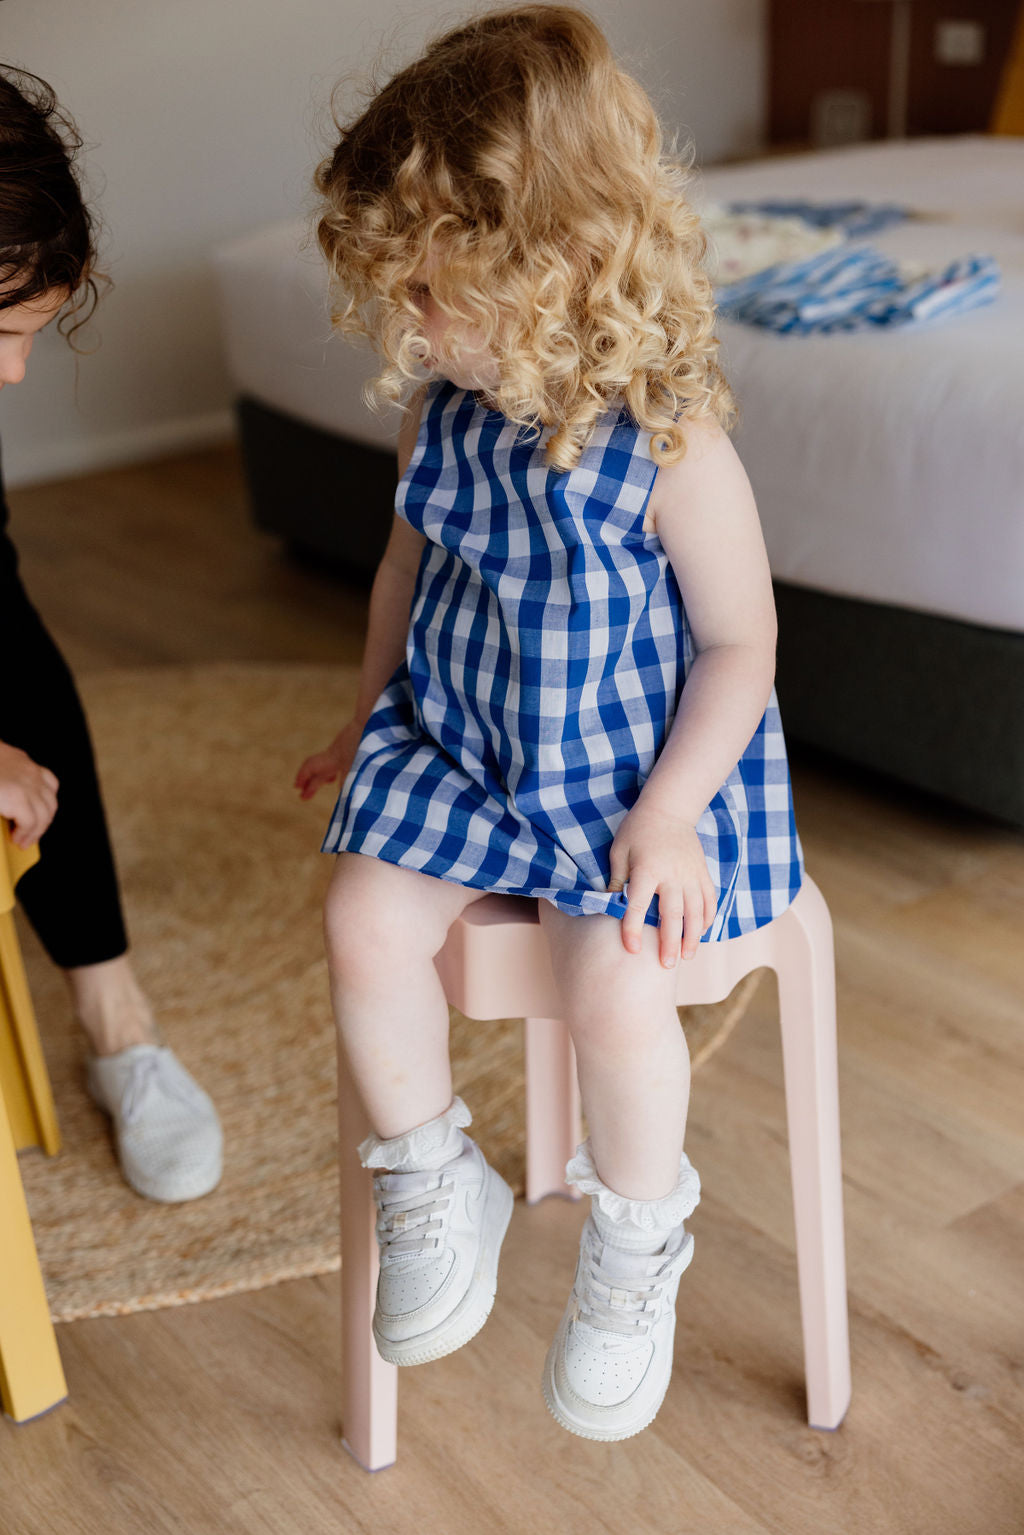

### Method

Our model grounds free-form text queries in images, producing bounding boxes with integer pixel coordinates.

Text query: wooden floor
[4,447,1023,1535]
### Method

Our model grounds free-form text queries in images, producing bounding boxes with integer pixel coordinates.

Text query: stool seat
[435,887,822,1014]
[337,874,850,1470]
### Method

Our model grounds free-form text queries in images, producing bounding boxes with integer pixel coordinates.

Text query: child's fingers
[607,847,629,894]
[656,887,684,968]
[701,874,718,933]
[295,753,325,781]
[620,869,656,955]
[295,755,337,790]
[681,880,705,960]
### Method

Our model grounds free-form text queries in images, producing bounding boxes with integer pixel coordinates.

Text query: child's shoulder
[647,417,756,541]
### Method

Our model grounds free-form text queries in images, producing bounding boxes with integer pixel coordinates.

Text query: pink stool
[336,873,850,1470]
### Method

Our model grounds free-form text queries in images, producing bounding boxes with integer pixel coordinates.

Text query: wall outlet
[935,21,986,65]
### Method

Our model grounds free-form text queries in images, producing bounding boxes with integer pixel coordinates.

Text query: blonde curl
[315,4,735,471]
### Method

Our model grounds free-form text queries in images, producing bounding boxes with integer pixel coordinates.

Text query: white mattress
[212,222,404,447]
[213,136,1024,632]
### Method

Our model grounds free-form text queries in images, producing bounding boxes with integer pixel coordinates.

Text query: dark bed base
[773,584,1023,829]
[237,394,1024,829]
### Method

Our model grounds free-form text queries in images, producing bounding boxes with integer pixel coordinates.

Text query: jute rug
[15,663,760,1323]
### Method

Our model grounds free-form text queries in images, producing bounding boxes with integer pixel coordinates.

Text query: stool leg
[524,1016,582,1203]
[336,1050,397,1470]
[774,881,852,1430]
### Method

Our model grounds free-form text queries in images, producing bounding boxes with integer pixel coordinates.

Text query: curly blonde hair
[315,4,734,470]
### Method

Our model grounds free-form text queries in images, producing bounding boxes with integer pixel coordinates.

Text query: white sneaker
[86,1044,223,1203]
[370,1139,514,1367]
[543,1213,694,1441]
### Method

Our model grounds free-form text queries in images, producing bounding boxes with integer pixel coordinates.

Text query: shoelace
[119,1052,205,1126]
[375,1181,452,1260]
[576,1249,668,1339]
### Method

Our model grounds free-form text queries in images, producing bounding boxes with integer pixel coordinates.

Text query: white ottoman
[213,218,402,576]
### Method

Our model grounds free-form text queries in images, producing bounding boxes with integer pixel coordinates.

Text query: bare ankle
[64,955,161,1056]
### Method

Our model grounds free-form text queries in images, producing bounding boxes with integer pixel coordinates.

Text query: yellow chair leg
[0,828,67,1419]
[0,912,61,1156]
[0,1092,67,1421]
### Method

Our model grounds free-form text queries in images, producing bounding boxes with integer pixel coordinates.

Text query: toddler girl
[298,3,803,1442]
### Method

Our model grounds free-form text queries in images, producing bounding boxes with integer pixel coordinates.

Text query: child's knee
[541,911,678,1040]
[542,905,658,990]
[323,854,394,976]
[322,853,465,978]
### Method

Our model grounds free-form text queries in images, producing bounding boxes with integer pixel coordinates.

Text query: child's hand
[0,741,59,849]
[608,799,717,967]
[294,720,363,801]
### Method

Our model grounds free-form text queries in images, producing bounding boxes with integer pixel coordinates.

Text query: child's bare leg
[327,854,513,1369]
[539,905,699,1441]
[537,902,690,1200]
[324,852,485,1138]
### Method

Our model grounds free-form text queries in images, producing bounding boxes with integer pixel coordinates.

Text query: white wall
[0,0,765,487]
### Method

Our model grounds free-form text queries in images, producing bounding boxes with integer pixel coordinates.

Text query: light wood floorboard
[3,447,1022,1535]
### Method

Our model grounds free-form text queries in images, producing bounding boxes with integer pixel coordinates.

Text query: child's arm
[609,419,778,966]
[295,391,429,800]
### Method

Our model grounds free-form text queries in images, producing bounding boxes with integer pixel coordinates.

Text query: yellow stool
[0,822,67,1422]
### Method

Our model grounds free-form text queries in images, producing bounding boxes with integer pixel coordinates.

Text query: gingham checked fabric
[322,380,804,940]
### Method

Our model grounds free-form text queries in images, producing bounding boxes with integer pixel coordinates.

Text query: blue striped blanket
[725,199,909,239]
[716,244,1000,334]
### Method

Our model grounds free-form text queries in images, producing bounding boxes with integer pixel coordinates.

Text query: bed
[212,136,1024,828]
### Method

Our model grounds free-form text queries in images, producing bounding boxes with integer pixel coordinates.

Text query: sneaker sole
[541,1356,667,1443]
[541,1234,693,1442]
[373,1169,514,1367]
[123,1165,223,1203]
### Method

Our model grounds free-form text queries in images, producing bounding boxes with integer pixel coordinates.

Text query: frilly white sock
[566,1137,701,1252]
[358,1096,473,1173]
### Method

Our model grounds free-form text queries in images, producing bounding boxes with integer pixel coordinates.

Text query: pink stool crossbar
[336,874,850,1469]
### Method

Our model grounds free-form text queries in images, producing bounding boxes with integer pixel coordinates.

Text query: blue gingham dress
[323,380,804,940]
